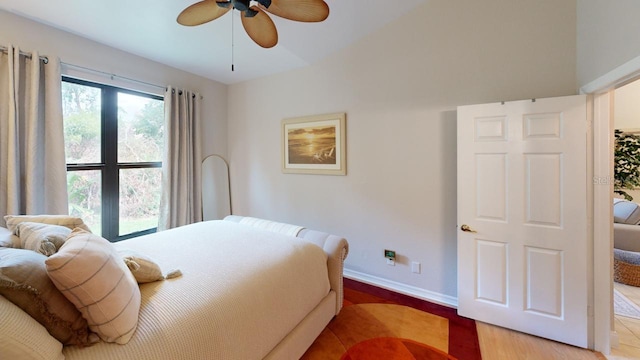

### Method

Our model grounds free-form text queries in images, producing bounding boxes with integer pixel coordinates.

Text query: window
[62,77,164,241]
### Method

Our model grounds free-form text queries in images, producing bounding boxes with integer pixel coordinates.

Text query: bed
[0,215,349,360]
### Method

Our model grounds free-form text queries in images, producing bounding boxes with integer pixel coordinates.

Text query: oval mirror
[201,154,231,220]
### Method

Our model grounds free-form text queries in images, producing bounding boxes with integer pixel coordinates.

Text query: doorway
[611,77,640,358]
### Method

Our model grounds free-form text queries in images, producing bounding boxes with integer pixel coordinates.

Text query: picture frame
[282,112,346,175]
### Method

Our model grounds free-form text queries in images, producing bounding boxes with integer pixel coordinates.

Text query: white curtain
[0,45,68,227]
[158,86,202,230]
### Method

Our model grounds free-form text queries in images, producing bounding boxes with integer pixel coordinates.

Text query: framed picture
[282,112,346,175]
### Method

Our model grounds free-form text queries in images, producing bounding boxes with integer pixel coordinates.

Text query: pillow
[238,216,304,237]
[118,248,165,283]
[0,247,95,346]
[0,295,65,360]
[46,229,141,344]
[613,199,640,224]
[4,214,92,233]
[0,226,13,248]
[14,222,71,256]
[614,248,640,265]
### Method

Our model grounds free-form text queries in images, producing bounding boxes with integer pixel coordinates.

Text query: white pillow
[238,216,304,237]
[613,199,640,224]
[45,229,141,344]
[0,226,13,248]
[14,222,71,256]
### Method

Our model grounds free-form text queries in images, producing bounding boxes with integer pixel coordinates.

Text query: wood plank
[613,282,640,359]
[477,322,606,360]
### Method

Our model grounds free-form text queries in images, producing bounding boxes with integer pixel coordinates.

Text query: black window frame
[63,76,163,242]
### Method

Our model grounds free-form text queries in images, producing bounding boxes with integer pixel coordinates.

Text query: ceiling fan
[177,0,330,49]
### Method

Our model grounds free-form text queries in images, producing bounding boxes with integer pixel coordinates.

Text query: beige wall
[577,0,640,87]
[1,0,589,300]
[614,79,640,202]
[228,0,577,298]
[0,9,228,160]
[615,80,640,130]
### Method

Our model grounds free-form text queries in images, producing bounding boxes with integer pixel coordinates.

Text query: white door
[457,95,589,348]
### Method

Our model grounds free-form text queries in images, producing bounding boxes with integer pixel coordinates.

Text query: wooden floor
[346,278,640,359]
[468,282,640,360]
[476,322,606,360]
[473,283,640,360]
[611,282,640,359]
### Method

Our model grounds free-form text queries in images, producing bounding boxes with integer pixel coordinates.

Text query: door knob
[460,224,477,233]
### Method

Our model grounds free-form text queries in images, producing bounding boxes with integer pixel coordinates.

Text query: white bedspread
[63,220,330,360]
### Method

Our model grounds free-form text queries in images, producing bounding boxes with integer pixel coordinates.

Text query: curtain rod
[0,45,49,64]
[61,61,165,91]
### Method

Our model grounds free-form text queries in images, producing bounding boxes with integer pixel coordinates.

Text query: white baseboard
[610,330,619,350]
[344,268,458,308]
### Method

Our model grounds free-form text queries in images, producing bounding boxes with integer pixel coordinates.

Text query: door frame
[584,54,640,354]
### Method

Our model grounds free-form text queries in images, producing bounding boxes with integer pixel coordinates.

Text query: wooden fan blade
[263,0,329,22]
[241,8,278,48]
[177,0,231,26]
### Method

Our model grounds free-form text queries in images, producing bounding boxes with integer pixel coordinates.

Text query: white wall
[228,0,577,298]
[0,10,228,160]
[577,0,640,87]
[615,80,640,130]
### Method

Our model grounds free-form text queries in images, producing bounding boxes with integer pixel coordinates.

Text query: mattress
[61,220,331,360]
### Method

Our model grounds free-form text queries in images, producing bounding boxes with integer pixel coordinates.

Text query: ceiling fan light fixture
[244,8,259,17]
[231,0,250,12]
[254,0,272,9]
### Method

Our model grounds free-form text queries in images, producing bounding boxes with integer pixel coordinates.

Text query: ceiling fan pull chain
[231,9,235,72]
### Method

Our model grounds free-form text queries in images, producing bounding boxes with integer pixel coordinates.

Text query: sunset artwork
[282,113,346,175]
[287,125,336,165]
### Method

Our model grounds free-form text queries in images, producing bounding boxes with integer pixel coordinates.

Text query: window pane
[62,82,101,164]
[118,93,164,163]
[67,170,102,235]
[119,168,162,236]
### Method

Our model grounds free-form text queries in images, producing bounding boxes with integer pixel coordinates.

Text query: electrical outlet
[411,262,421,274]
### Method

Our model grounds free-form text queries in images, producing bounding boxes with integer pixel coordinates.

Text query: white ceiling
[0,0,427,84]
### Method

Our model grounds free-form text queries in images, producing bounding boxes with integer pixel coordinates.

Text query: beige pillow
[15,222,71,256]
[4,214,92,233]
[118,248,165,283]
[0,295,65,360]
[46,229,141,344]
[0,248,94,346]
